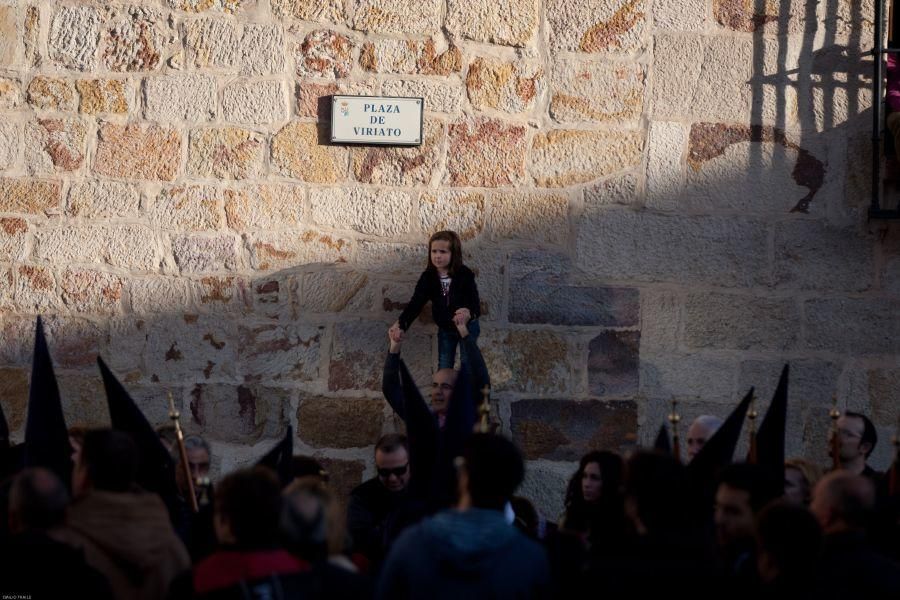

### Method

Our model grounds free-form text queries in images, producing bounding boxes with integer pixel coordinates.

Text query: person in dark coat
[1,467,113,600]
[376,434,549,600]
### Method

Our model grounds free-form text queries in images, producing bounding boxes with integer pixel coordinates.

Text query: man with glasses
[347,433,416,566]
[831,411,881,483]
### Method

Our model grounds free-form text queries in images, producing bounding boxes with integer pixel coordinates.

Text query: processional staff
[168,392,199,513]
[747,391,759,465]
[829,394,842,471]
[668,398,681,463]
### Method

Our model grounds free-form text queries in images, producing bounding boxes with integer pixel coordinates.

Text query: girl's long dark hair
[563,450,624,534]
[426,230,463,275]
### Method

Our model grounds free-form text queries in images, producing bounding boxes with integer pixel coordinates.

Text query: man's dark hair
[10,468,69,530]
[375,433,409,456]
[756,501,822,579]
[462,433,524,510]
[821,473,876,531]
[215,467,282,550]
[717,463,782,512]
[80,429,138,492]
[843,411,877,458]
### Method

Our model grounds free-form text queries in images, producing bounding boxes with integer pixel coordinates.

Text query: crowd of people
[1,230,899,598]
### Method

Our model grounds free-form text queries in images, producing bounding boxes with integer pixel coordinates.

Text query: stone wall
[0,0,897,518]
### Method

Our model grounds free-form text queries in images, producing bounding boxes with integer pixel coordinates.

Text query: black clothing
[815,531,900,599]
[346,478,421,567]
[397,266,480,332]
[0,530,114,600]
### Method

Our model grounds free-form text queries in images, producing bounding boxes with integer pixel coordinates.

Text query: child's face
[430,240,452,270]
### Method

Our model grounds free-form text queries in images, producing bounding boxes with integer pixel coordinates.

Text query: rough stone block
[519,460,573,521]
[94,123,181,181]
[328,320,431,391]
[713,0,806,34]
[293,270,369,313]
[0,368,28,434]
[14,265,60,312]
[271,121,348,183]
[351,119,443,185]
[466,57,543,114]
[509,249,639,326]
[585,171,640,208]
[774,221,873,292]
[588,331,640,396]
[190,384,289,444]
[56,373,109,427]
[547,0,646,54]
[26,76,76,110]
[311,188,412,237]
[381,79,461,114]
[77,79,128,114]
[0,123,19,169]
[550,59,644,124]
[247,274,291,319]
[352,0,441,34]
[446,117,527,187]
[222,79,287,125]
[0,179,61,214]
[639,352,737,402]
[61,268,125,314]
[446,0,538,46]
[145,74,217,123]
[0,6,16,66]
[185,17,238,69]
[0,317,34,366]
[248,230,352,270]
[195,275,250,312]
[530,129,642,187]
[271,0,344,22]
[804,298,900,355]
[480,329,570,394]
[653,0,706,31]
[418,191,485,240]
[359,38,462,75]
[684,293,800,351]
[512,399,638,460]
[467,248,505,320]
[167,0,247,13]
[575,209,770,287]
[49,6,101,70]
[103,6,169,71]
[645,121,687,209]
[35,224,159,270]
[0,218,28,262]
[652,35,798,125]
[172,233,240,273]
[640,290,680,352]
[295,30,353,79]
[352,240,424,272]
[150,185,223,231]
[238,322,322,382]
[241,23,285,75]
[298,396,385,448]
[489,192,569,244]
[25,118,87,174]
[867,367,900,425]
[41,315,106,368]
[296,80,378,118]
[130,277,194,314]
[65,181,140,218]
[188,127,264,180]
[144,314,238,382]
[0,77,21,109]
[684,123,824,214]
[224,184,304,231]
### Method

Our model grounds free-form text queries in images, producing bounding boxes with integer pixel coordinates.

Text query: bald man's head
[687,415,724,460]
[431,368,458,416]
[9,468,69,534]
[810,471,875,534]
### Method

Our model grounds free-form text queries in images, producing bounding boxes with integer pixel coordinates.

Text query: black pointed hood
[98,356,176,500]
[753,365,789,487]
[258,425,293,488]
[654,423,672,456]
[24,317,72,485]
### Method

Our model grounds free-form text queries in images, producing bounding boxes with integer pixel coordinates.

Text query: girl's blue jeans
[437,319,480,369]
